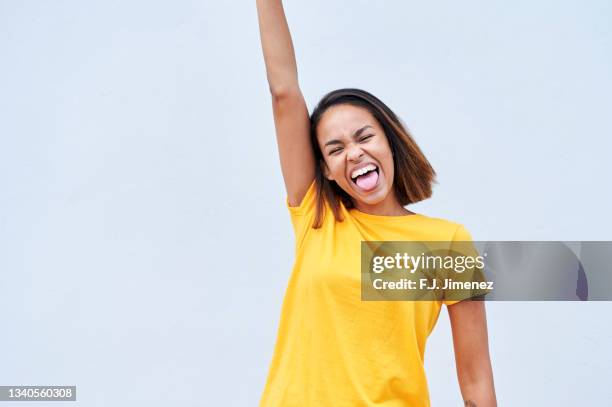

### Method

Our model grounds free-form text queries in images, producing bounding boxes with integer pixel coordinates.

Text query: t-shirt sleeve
[443,224,488,306]
[286,180,317,249]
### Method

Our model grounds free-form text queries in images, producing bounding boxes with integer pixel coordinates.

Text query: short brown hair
[309,88,436,228]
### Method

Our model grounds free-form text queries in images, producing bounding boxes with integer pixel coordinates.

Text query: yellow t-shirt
[260,181,471,407]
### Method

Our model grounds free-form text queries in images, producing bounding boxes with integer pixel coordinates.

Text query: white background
[1,0,611,405]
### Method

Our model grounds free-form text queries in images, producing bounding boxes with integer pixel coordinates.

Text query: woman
[255,1,497,406]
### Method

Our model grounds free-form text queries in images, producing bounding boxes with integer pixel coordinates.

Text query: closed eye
[359,134,374,143]
[329,147,343,155]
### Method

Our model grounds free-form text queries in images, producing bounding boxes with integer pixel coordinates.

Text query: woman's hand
[256,0,314,206]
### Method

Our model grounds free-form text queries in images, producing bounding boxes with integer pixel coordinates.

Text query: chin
[347,185,391,207]
[357,192,388,206]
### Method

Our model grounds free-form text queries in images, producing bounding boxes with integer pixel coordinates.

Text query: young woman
[256,1,497,406]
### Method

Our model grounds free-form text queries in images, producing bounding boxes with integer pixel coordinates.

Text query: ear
[321,160,334,181]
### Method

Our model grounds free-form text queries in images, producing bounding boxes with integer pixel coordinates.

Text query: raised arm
[256,0,315,206]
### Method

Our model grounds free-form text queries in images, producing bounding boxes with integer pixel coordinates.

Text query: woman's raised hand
[256,0,315,206]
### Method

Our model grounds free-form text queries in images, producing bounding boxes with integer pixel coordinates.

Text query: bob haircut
[309,88,436,229]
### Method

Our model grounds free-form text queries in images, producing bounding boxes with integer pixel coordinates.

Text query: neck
[353,193,412,216]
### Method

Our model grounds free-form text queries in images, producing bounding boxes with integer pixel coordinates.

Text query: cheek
[372,141,393,165]
[329,159,346,178]
[322,157,342,179]
[332,163,353,186]
[375,145,395,179]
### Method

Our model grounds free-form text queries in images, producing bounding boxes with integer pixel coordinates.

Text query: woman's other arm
[256,0,314,206]
[448,300,498,406]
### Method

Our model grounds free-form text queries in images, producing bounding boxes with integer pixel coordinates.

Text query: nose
[346,143,364,162]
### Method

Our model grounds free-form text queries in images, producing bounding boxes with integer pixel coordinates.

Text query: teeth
[351,164,377,179]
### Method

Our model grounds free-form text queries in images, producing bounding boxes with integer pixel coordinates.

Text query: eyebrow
[323,125,374,148]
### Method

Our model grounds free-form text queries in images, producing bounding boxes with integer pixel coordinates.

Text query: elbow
[268,83,301,101]
[457,361,497,406]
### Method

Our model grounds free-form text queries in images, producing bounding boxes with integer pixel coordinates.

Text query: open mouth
[350,164,380,192]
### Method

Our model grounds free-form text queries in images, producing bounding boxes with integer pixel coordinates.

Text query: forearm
[255,0,299,94]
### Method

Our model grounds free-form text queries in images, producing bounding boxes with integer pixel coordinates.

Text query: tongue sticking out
[355,170,379,191]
